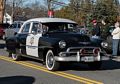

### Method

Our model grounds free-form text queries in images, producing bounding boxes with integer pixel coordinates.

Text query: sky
[26,0,120,6]
[26,0,69,5]
[25,0,120,8]
[24,0,69,9]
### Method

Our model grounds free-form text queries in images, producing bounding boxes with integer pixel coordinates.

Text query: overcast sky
[26,0,69,5]
[27,0,120,5]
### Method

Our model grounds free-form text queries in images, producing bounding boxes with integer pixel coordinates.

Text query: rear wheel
[11,49,22,61]
[88,61,102,69]
[46,50,60,71]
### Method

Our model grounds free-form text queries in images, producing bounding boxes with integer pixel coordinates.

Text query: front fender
[39,37,62,55]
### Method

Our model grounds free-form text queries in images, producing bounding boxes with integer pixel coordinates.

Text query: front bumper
[54,47,110,62]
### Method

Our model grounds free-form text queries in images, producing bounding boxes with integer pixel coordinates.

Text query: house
[3,13,12,24]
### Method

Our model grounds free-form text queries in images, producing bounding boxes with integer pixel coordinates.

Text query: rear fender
[6,38,20,53]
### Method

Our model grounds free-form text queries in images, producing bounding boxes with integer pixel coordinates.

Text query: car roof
[25,18,77,24]
[13,21,24,23]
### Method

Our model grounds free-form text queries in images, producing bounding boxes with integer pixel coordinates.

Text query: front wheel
[46,50,60,71]
[88,61,102,70]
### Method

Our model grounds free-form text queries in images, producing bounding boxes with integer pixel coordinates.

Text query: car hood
[45,32,96,47]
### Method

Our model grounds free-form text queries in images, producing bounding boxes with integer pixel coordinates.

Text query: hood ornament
[78,42,91,45]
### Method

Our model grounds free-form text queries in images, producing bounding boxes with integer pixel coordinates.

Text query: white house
[3,13,13,24]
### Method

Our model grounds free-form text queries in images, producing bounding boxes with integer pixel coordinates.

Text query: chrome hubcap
[47,53,54,68]
[12,53,17,59]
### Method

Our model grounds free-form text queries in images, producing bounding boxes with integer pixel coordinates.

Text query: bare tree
[23,0,47,19]
[6,0,26,21]
[0,0,5,23]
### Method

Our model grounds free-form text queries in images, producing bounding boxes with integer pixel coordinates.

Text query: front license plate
[82,56,94,62]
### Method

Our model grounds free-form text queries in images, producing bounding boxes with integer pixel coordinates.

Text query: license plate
[81,56,94,62]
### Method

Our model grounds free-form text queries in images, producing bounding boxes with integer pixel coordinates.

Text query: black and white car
[6,18,109,71]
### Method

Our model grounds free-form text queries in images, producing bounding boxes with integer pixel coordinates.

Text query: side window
[42,25,49,33]
[22,23,30,33]
[31,23,42,34]
[68,24,74,29]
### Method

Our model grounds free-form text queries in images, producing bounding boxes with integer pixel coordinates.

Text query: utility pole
[47,0,51,11]
[47,0,66,18]
[11,0,14,22]
[0,0,5,24]
[47,0,54,18]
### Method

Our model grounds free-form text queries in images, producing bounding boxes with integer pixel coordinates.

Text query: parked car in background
[6,18,109,71]
[0,23,10,39]
[11,21,24,33]
[76,26,89,35]
[4,21,24,39]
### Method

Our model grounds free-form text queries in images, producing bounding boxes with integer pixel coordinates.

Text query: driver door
[26,22,42,57]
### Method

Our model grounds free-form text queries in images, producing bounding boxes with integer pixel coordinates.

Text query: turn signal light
[80,49,86,55]
[93,48,100,55]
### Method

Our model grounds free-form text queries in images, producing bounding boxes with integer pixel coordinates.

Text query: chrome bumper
[54,47,109,62]
[54,55,110,62]
[54,47,110,62]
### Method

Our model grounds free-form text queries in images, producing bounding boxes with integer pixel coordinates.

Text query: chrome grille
[66,47,101,56]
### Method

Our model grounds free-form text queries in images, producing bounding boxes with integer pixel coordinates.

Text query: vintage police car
[6,18,109,71]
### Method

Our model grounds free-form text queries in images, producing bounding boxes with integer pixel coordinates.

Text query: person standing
[91,20,101,43]
[111,21,120,58]
[92,20,101,36]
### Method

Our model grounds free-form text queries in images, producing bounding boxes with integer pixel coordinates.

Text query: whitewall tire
[46,50,60,71]
[11,49,21,61]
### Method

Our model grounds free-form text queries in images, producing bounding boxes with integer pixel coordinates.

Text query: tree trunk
[0,0,5,24]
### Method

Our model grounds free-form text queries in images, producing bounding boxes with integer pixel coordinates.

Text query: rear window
[13,23,17,28]
[42,22,76,32]
[11,22,23,29]
[18,23,21,28]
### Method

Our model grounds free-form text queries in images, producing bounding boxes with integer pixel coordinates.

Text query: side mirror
[31,31,36,35]
[37,29,42,33]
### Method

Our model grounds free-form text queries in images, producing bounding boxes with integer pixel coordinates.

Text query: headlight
[101,41,108,48]
[59,40,66,49]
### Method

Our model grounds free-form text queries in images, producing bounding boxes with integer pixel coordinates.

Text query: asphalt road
[0,40,120,84]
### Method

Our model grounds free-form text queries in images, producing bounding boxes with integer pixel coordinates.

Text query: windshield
[42,22,77,32]
[10,22,23,29]
[13,23,17,28]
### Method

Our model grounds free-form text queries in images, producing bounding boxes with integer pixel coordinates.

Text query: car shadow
[21,57,44,64]
[0,76,35,84]
[101,60,120,70]
[58,60,120,71]
[22,57,120,71]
